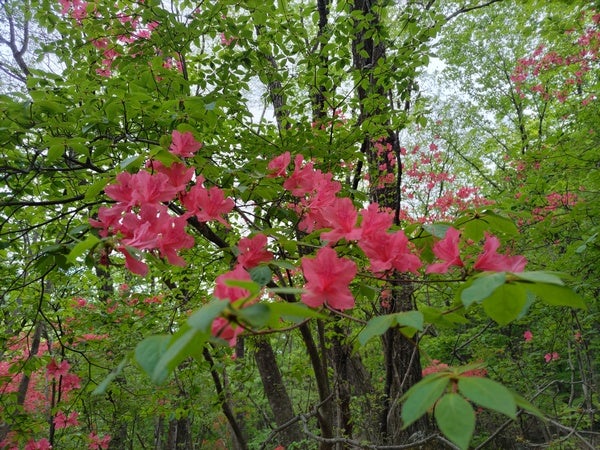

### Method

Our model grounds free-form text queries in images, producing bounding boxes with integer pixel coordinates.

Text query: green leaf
[401,375,450,428]
[152,327,206,384]
[513,271,564,285]
[434,393,475,450]
[482,283,528,325]
[134,335,170,383]
[92,357,128,396]
[249,265,272,286]
[187,300,228,332]
[265,302,324,322]
[67,234,99,263]
[84,176,110,201]
[237,303,270,328]
[395,310,424,331]
[358,314,396,346]
[525,283,586,309]
[512,392,545,419]
[423,223,451,238]
[458,377,517,419]
[461,272,506,307]
[47,145,64,164]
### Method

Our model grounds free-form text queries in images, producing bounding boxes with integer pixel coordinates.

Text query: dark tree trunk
[351,0,427,443]
[254,338,304,446]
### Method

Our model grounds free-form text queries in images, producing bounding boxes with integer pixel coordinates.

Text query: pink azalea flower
[359,230,422,274]
[544,352,559,363]
[46,359,70,379]
[214,266,252,302]
[182,182,234,226]
[169,130,202,157]
[211,317,243,347]
[301,247,357,310]
[474,233,527,272]
[320,197,362,245]
[24,439,52,450]
[54,411,80,429]
[523,330,533,342]
[426,227,464,274]
[237,234,273,269]
[88,432,111,450]
[267,151,291,177]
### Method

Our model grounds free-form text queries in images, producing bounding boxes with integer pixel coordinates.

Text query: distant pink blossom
[214,266,252,302]
[544,352,559,363]
[523,330,533,342]
[169,130,202,157]
[88,432,111,450]
[54,411,80,429]
[24,439,52,450]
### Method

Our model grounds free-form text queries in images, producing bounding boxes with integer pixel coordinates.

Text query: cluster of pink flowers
[90,130,233,276]
[511,9,599,104]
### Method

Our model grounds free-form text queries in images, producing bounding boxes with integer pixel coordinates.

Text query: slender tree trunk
[254,338,304,446]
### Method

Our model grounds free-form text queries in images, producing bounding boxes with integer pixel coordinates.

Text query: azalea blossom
[214,266,252,302]
[301,247,357,310]
[267,151,291,177]
[169,130,202,157]
[474,233,527,272]
[523,330,533,342]
[359,230,422,274]
[54,410,80,429]
[426,227,463,274]
[211,317,243,347]
[320,197,362,244]
[182,182,235,226]
[237,233,273,269]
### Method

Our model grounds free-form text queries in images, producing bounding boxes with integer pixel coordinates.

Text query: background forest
[0,0,598,449]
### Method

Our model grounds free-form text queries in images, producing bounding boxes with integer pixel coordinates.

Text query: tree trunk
[254,338,304,446]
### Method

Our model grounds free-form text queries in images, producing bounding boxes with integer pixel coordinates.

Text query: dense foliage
[0,1,598,449]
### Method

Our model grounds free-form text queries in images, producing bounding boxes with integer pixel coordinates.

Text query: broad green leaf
[435,393,475,450]
[525,283,586,309]
[458,377,517,419]
[249,266,272,286]
[267,287,304,296]
[461,272,506,307]
[153,326,206,384]
[482,211,519,236]
[134,335,170,383]
[237,303,270,328]
[423,223,451,238]
[84,176,110,201]
[266,302,324,322]
[513,271,564,285]
[482,283,528,325]
[401,375,450,428]
[187,300,229,331]
[358,314,396,346]
[47,145,64,164]
[513,392,545,419]
[67,234,99,263]
[395,310,424,331]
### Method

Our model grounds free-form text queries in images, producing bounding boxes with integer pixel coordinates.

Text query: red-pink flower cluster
[90,130,233,276]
